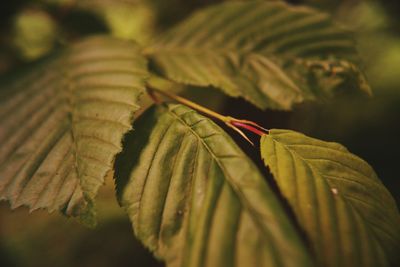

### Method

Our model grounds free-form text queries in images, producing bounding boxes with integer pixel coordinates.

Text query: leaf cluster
[0,1,399,267]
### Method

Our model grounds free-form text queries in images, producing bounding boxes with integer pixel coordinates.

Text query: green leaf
[115,104,314,267]
[148,0,370,110]
[260,130,400,267]
[0,36,148,226]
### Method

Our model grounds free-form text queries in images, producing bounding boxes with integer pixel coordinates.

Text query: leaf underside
[115,104,313,267]
[149,0,370,110]
[261,130,400,267]
[0,36,148,225]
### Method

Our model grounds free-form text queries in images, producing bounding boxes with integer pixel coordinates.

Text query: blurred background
[0,0,399,266]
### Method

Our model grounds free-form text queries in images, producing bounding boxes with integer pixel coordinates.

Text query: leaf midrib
[62,54,95,210]
[149,48,303,98]
[268,135,394,246]
[148,47,288,65]
[167,106,287,266]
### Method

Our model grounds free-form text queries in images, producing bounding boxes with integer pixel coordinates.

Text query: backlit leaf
[261,129,400,266]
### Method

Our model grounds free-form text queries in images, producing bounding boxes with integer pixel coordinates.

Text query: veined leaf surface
[0,36,148,225]
[149,1,370,110]
[261,130,400,267]
[115,104,313,267]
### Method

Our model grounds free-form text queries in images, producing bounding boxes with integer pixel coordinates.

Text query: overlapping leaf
[0,36,148,225]
[115,104,313,267]
[148,0,370,110]
[261,130,400,267]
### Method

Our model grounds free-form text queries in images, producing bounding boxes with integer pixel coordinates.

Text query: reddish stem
[231,121,267,136]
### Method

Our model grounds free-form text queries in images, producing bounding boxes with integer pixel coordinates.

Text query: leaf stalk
[147,86,268,145]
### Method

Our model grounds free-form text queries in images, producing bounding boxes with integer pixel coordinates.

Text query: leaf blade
[0,36,148,225]
[115,104,314,267]
[149,1,370,110]
[261,129,400,266]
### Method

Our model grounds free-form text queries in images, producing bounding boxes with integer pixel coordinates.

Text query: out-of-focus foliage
[65,0,157,44]
[101,3,155,43]
[148,1,369,110]
[289,0,400,205]
[12,8,57,60]
[0,176,162,267]
[0,36,148,226]
[338,1,400,92]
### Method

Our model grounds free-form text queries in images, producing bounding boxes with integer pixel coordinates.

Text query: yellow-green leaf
[261,129,400,267]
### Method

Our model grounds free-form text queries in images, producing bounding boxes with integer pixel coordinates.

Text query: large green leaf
[115,104,313,267]
[148,0,370,110]
[261,130,400,266]
[0,36,148,225]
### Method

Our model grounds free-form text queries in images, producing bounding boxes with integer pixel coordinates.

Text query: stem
[148,87,229,123]
[147,86,268,145]
[146,88,161,104]
[231,121,265,136]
